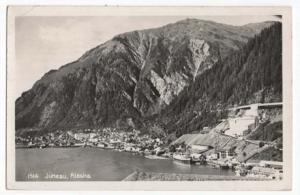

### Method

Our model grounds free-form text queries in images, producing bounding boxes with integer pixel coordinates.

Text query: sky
[14,15,281,99]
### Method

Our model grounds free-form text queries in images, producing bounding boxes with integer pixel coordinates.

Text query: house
[88,137,98,143]
[201,127,211,134]
[215,146,236,159]
[74,133,90,140]
[207,153,218,160]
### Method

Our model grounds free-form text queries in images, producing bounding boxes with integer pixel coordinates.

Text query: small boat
[145,155,169,160]
[218,161,231,169]
[96,144,105,148]
[105,145,114,149]
[220,164,230,169]
[173,153,193,164]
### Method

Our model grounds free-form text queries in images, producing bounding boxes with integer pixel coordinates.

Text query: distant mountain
[15,19,280,136]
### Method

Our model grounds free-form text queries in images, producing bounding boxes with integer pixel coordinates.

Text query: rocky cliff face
[15,19,276,134]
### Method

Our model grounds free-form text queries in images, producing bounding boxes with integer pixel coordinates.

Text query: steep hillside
[160,22,282,136]
[15,19,278,135]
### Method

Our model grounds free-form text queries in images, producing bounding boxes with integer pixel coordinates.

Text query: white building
[224,104,259,137]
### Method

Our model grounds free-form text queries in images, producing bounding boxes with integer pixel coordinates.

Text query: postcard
[6,6,292,190]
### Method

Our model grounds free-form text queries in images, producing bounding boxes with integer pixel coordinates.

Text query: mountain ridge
[15,19,281,137]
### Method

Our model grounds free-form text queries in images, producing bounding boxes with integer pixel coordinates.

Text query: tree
[259,141,265,148]
[169,145,176,153]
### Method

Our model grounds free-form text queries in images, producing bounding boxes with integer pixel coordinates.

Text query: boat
[217,160,231,169]
[220,164,230,169]
[191,153,207,165]
[145,155,169,160]
[173,153,193,164]
[96,143,106,148]
[105,145,114,149]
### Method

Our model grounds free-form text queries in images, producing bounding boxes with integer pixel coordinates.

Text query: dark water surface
[16,148,234,181]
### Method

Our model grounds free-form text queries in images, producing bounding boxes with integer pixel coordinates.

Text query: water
[16,148,234,181]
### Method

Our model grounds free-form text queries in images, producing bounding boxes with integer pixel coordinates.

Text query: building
[88,137,98,143]
[249,166,282,179]
[216,148,235,159]
[259,160,283,169]
[74,133,90,140]
[201,127,211,134]
[190,145,211,153]
[225,104,259,137]
[89,133,97,139]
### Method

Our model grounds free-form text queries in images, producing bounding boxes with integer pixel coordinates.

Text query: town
[16,102,283,180]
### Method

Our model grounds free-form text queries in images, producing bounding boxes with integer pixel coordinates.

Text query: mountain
[15,19,280,136]
[161,22,282,136]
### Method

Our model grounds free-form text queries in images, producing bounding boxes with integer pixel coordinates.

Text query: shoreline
[16,148,236,181]
[16,147,282,181]
[122,171,271,181]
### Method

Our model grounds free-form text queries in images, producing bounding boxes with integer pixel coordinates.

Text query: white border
[2,4,295,192]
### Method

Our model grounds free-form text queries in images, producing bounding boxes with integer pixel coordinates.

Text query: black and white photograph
[5,6,292,190]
